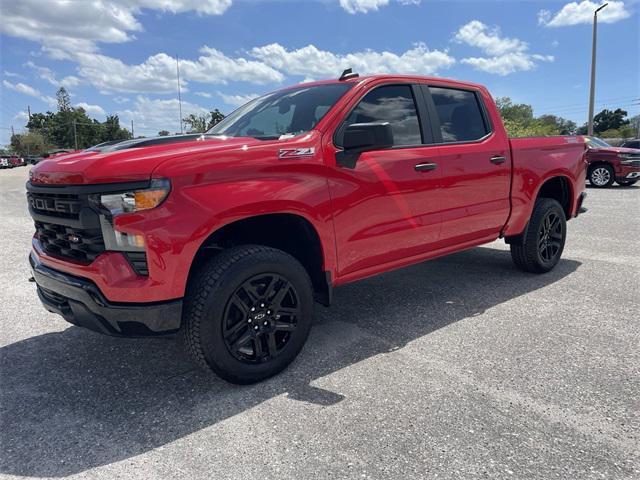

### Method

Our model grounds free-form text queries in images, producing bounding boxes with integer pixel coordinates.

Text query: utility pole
[27,106,31,121]
[73,120,78,150]
[588,3,608,136]
[131,120,134,138]
[11,125,15,137]
[176,54,184,134]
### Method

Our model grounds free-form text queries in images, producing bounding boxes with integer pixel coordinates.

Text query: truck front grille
[35,221,105,263]
[27,181,150,275]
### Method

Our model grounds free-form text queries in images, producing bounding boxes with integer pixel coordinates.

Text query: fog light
[114,230,145,249]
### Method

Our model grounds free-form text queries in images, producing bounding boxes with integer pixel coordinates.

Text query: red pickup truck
[28,73,587,383]
[584,137,640,187]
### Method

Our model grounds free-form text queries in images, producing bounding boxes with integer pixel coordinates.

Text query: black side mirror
[337,122,394,168]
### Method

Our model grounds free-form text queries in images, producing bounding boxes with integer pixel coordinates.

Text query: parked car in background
[7,155,25,167]
[585,137,640,187]
[0,156,10,168]
[24,155,44,165]
[620,139,640,150]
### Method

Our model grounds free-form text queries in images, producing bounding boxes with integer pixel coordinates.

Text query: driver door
[327,83,443,278]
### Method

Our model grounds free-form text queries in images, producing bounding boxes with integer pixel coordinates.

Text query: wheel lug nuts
[267,310,271,315]
[260,303,265,308]
[263,321,268,326]
[248,319,252,323]
[250,307,255,312]
[254,326,259,331]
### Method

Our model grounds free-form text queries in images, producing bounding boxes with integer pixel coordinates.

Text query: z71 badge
[278,147,316,159]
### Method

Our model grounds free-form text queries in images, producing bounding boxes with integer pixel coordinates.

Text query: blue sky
[1,0,638,145]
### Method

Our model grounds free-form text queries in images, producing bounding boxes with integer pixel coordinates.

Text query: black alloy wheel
[223,273,300,364]
[537,210,564,264]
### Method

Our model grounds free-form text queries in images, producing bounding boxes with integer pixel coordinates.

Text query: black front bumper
[30,253,182,337]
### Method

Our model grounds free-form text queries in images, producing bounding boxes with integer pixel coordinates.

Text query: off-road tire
[182,245,313,384]
[510,198,567,274]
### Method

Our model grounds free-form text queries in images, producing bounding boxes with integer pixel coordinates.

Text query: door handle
[490,155,506,165]
[414,162,438,172]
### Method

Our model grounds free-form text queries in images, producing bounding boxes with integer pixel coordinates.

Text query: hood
[29,134,302,185]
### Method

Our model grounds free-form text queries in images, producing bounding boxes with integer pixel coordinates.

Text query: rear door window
[428,87,489,143]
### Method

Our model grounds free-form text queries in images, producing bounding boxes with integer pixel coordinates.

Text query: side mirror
[337,122,394,168]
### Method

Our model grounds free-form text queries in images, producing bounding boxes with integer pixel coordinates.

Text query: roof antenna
[339,68,359,81]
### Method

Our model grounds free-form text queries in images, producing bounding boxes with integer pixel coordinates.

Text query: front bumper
[30,252,182,336]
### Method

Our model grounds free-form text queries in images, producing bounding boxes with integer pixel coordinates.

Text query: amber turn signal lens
[134,189,168,211]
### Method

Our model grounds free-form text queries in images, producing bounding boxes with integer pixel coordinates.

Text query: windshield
[586,137,612,148]
[207,83,354,140]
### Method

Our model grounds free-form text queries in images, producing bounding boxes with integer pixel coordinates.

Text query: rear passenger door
[421,85,511,244]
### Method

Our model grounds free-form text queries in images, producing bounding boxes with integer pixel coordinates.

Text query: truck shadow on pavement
[0,246,581,477]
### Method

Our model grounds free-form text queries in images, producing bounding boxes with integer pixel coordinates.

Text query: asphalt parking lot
[0,166,638,480]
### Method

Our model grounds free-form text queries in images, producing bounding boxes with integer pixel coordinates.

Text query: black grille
[27,192,82,220]
[623,159,640,167]
[35,221,105,263]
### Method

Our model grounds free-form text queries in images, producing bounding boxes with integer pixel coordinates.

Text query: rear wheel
[616,179,637,187]
[182,245,313,384]
[588,164,614,188]
[510,198,566,274]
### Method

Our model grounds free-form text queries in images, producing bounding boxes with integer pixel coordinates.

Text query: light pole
[587,3,608,136]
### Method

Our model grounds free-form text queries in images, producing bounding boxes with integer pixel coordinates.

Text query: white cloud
[75,102,107,117]
[0,0,233,54]
[195,92,213,98]
[539,1,631,27]
[70,47,283,94]
[2,80,57,106]
[454,20,527,56]
[339,0,420,14]
[13,111,30,122]
[461,53,554,76]
[117,96,209,136]
[218,92,259,107]
[24,61,81,88]
[454,21,554,75]
[113,96,131,104]
[340,0,389,13]
[4,71,23,78]
[250,42,455,78]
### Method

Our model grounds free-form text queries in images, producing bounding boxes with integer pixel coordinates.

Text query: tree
[56,87,72,111]
[537,115,577,135]
[10,131,47,156]
[209,109,225,128]
[158,130,170,136]
[495,97,534,126]
[182,109,226,133]
[593,108,629,134]
[100,115,132,143]
[182,114,208,133]
[23,103,131,150]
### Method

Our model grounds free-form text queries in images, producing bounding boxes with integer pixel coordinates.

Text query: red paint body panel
[29,75,587,304]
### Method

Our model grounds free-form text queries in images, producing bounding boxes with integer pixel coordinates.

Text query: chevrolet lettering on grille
[28,195,81,215]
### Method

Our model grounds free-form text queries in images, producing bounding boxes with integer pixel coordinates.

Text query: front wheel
[182,245,314,384]
[510,198,567,274]
[588,164,614,188]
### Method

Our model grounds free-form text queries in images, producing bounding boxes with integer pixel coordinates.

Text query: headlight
[98,179,170,216]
